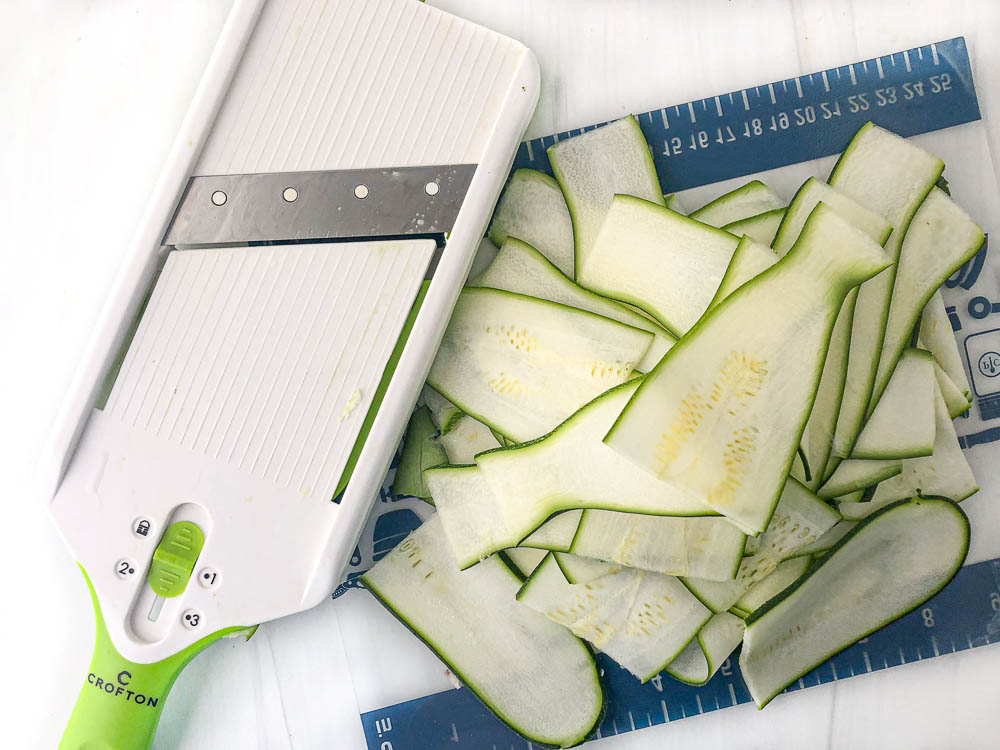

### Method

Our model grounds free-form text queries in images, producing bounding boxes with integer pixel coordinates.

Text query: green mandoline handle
[59,568,244,750]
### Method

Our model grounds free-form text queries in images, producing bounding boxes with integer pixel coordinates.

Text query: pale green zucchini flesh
[520,510,585,551]
[422,385,463,434]
[828,123,945,460]
[503,547,550,579]
[682,479,839,612]
[568,509,746,580]
[818,457,902,499]
[722,207,786,245]
[771,177,893,488]
[665,611,745,686]
[362,516,605,747]
[919,289,973,402]
[740,498,969,708]
[689,180,784,228]
[578,194,739,336]
[470,237,676,372]
[869,382,979,504]
[392,405,446,499]
[488,169,576,276]
[851,348,936,460]
[427,287,653,443]
[871,188,984,408]
[706,235,777,311]
[517,553,712,682]
[439,414,502,464]
[548,116,664,274]
[604,204,889,534]
[785,520,858,558]
[732,555,811,618]
[934,359,973,418]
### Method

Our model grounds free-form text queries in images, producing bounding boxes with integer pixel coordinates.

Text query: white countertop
[2,1,999,748]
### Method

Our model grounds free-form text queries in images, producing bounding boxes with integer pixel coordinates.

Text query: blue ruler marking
[360,37,993,749]
[363,558,1000,749]
[511,38,980,193]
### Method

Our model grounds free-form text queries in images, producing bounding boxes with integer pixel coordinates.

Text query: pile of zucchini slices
[363,118,981,747]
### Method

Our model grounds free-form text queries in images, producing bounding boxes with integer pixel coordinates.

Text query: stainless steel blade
[163,164,476,246]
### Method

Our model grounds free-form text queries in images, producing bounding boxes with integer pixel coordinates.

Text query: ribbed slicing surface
[195,0,523,175]
[103,240,434,498]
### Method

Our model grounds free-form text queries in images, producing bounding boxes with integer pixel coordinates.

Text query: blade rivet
[282,187,298,203]
[211,190,227,206]
[354,184,369,200]
[424,181,440,196]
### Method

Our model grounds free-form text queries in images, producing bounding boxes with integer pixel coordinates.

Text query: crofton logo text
[86,670,159,707]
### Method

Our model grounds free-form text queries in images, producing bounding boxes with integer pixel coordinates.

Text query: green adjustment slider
[148,521,204,598]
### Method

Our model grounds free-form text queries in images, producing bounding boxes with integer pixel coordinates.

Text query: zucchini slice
[818,457,902,499]
[682,479,839,612]
[722,207,786,245]
[427,287,653,443]
[439,414,502,464]
[568,509,746,580]
[919,289,973,403]
[520,510,585,551]
[785,520,858,558]
[470,237,676,372]
[869,382,979,504]
[504,547,549,579]
[488,169,575,276]
[362,517,605,748]
[731,555,811,618]
[828,124,945,460]
[422,385,463,434]
[391,406,446,499]
[689,180,784,227]
[851,348,936,460]
[548,116,664,273]
[666,612,745,686]
[663,193,686,213]
[934,359,973,418]
[431,381,716,567]
[706,235,777,311]
[517,553,712,682]
[740,498,969,708]
[604,204,889,534]
[772,177,893,488]
[871,188,984,407]
[577,194,739,336]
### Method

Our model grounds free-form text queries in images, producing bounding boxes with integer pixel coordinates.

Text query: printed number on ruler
[512,38,979,192]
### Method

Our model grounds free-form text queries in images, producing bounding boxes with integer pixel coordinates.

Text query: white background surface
[2,1,1000,748]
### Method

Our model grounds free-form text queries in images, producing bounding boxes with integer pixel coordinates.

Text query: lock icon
[134,518,151,537]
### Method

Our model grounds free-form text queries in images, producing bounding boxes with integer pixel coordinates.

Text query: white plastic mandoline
[43,0,538,665]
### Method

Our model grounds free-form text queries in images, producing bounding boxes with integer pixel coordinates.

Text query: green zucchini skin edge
[363,552,608,749]
[742,497,969,708]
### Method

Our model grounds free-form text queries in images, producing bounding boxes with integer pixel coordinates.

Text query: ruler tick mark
[660,108,669,129]
[728,683,738,706]
[899,646,907,664]
[821,71,830,92]
[688,102,697,123]
[931,43,939,66]
[932,637,941,657]
[661,699,669,722]
[831,661,839,680]
[767,83,777,104]
[695,695,705,714]
[876,58,884,79]
[794,77,803,98]
[525,140,534,161]
[715,95,723,117]
[741,90,750,110]
[863,650,873,673]
[849,64,857,86]
[862,60,868,72]
[628,711,636,731]
[904,50,912,72]
[918,47,924,60]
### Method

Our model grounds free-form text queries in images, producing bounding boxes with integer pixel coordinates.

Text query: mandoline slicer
[41,1,539,747]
